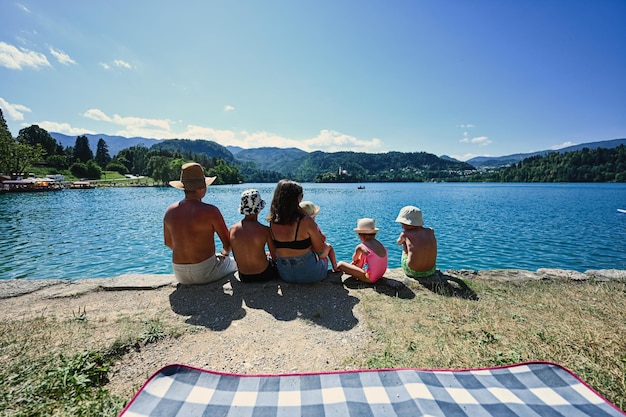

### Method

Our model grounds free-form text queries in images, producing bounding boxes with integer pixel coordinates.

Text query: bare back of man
[401,226,437,272]
[164,196,229,264]
[229,217,274,275]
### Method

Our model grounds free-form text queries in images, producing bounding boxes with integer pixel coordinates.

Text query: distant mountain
[50,133,162,157]
[439,155,462,163]
[235,147,308,172]
[151,139,235,162]
[467,138,626,168]
[226,145,245,155]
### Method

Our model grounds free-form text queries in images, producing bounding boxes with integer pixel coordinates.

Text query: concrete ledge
[0,269,623,300]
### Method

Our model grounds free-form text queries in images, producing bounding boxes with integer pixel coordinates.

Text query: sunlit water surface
[1,182,625,280]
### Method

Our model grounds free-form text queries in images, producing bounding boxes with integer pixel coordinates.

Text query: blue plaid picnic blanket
[119,361,625,417]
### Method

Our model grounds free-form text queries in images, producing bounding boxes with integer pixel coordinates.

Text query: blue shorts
[276,251,328,284]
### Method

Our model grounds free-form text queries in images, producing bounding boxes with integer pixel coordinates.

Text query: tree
[207,159,243,184]
[70,162,88,178]
[147,155,173,185]
[85,160,102,179]
[105,161,129,175]
[95,138,111,168]
[18,125,61,157]
[116,145,149,174]
[73,135,94,163]
[46,154,69,170]
[0,108,13,175]
[12,135,45,176]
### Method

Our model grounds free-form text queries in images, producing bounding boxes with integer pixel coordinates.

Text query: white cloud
[307,130,383,152]
[17,3,30,13]
[114,59,132,69]
[551,141,576,150]
[450,153,479,162]
[78,109,386,152]
[49,47,77,65]
[0,41,50,70]
[224,105,235,112]
[36,121,95,136]
[0,97,31,120]
[458,124,476,128]
[83,109,171,136]
[83,108,111,122]
[471,136,492,146]
[182,125,238,142]
[99,60,132,70]
[460,135,492,146]
[190,129,384,152]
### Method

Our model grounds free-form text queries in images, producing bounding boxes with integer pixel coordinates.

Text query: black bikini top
[271,218,312,250]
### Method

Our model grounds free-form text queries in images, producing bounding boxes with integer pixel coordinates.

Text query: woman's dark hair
[267,179,304,224]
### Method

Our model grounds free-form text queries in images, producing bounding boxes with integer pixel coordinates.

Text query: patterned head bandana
[239,189,266,215]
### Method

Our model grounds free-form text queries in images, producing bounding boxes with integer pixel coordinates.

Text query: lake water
[1,182,625,280]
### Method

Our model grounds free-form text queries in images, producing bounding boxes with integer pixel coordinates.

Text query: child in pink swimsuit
[336,218,388,283]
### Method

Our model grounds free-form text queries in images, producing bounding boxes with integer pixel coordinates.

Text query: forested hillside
[291,151,475,182]
[234,147,308,172]
[467,138,626,168]
[146,141,476,182]
[469,146,626,182]
[151,139,235,163]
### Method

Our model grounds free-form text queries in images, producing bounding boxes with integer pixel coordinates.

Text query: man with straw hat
[164,162,237,285]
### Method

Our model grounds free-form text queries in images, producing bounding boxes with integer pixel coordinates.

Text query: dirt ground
[0,272,390,399]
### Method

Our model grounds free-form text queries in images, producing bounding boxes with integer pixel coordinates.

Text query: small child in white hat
[336,218,388,283]
[395,206,438,278]
[299,201,338,271]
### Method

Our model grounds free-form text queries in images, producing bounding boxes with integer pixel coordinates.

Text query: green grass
[25,166,158,186]
[352,278,626,411]
[0,317,176,417]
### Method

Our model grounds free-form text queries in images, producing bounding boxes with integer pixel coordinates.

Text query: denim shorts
[275,250,328,284]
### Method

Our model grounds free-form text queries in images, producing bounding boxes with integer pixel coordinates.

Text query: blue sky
[1,1,625,160]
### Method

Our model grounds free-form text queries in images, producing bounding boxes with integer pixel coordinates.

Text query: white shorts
[172,254,238,285]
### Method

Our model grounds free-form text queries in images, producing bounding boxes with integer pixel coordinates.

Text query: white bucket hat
[239,189,266,215]
[353,218,379,234]
[395,206,424,226]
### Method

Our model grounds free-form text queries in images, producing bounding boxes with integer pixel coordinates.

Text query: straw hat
[239,189,266,215]
[395,206,424,226]
[353,218,379,234]
[169,162,216,190]
[299,201,320,217]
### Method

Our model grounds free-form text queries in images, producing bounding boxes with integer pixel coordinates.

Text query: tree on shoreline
[0,109,12,175]
[0,110,45,177]
[95,138,112,168]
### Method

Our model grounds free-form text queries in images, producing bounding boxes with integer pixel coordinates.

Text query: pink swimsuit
[358,243,388,282]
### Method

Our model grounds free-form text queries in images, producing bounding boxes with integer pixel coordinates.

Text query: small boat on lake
[618,209,626,214]
[357,185,365,189]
